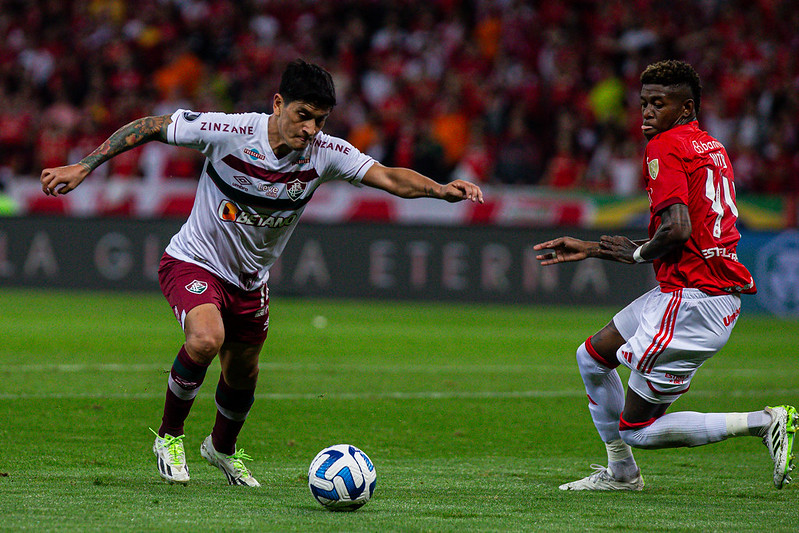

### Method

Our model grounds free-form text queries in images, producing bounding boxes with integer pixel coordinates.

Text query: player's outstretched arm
[361,163,484,203]
[534,237,598,265]
[537,204,692,266]
[598,203,692,263]
[40,114,173,196]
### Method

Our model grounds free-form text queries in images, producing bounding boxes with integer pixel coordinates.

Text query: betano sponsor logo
[218,201,297,228]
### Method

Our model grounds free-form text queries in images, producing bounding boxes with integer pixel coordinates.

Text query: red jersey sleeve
[644,136,688,215]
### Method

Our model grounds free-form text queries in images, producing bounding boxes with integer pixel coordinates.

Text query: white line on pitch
[0,390,579,401]
[0,388,794,401]
[0,362,790,377]
[0,362,566,373]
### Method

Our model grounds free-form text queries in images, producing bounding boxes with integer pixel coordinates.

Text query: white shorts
[613,286,742,404]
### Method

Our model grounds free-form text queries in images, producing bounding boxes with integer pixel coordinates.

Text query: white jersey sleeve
[309,132,376,186]
[167,109,266,161]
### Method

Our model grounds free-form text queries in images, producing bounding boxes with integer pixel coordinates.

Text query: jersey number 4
[705,167,738,239]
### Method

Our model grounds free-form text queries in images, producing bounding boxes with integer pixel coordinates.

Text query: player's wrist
[585,242,602,259]
[633,245,647,263]
[77,161,94,174]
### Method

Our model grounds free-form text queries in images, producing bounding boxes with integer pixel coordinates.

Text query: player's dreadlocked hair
[279,59,337,109]
[641,60,702,114]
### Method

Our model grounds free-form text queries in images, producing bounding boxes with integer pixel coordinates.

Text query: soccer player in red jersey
[40,59,484,487]
[535,60,796,490]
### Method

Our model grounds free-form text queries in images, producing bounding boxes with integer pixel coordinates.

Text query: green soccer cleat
[764,405,798,489]
[151,429,190,485]
[559,464,644,491]
[200,435,261,487]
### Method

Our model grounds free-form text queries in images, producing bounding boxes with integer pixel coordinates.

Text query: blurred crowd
[1,0,798,195]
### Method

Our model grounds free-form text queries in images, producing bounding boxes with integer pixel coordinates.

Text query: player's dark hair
[640,60,702,114]
[279,59,336,109]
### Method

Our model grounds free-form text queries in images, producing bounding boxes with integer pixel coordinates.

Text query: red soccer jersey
[643,121,756,295]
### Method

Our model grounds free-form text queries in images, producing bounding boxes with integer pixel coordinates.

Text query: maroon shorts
[158,253,269,345]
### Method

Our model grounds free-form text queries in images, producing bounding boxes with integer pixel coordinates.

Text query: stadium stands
[1,0,796,197]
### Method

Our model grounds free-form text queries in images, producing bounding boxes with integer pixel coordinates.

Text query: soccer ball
[308,444,376,511]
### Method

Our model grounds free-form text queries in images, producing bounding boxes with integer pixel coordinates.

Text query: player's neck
[272,144,293,159]
[674,116,696,128]
[267,115,292,159]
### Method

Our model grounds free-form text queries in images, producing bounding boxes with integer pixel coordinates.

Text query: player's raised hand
[40,163,91,196]
[440,179,484,203]
[533,236,595,265]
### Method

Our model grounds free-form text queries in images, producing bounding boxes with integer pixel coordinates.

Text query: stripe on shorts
[637,289,682,374]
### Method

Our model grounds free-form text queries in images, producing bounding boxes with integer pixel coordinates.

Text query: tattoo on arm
[80,115,172,171]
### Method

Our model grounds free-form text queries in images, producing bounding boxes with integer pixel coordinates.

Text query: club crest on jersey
[286,179,306,201]
[185,280,208,294]
[648,158,659,180]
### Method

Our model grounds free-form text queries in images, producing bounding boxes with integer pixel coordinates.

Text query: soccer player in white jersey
[535,60,796,491]
[40,59,484,486]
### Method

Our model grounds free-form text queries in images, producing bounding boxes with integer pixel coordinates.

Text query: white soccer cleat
[200,435,261,487]
[559,464,644,491]
[152,431,190,485]
[763,405,798,489]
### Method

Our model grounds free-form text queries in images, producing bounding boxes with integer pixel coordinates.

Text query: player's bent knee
[223,364,259,389]
[577,336,619,370]
[619,428,656,449]
[618,415,659,449]
[576,341,612,377]
[185,331,224,362]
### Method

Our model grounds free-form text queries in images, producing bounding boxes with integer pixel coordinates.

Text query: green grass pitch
[0,288,797,532]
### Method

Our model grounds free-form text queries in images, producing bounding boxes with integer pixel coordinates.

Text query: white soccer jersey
[164,109,376,290]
